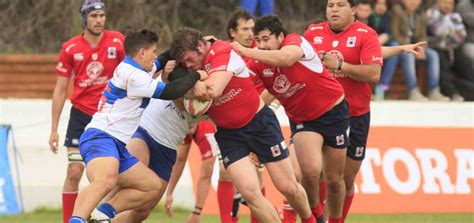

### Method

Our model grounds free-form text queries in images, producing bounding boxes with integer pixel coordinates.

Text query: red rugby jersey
[304,21,383,117]
[248,33,344,124]
[204,40,261,129]
[56,30,125,116]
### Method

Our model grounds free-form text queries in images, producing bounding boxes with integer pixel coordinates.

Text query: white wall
[0,99,472,212]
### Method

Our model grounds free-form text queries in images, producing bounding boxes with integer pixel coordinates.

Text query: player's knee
[240,188,262,206]
[343,174,356,193]
[66,163,84,182]
[133,208,153,222]
[294,169,302,183]
[95,175,118,193]
[301,169,320,184]
[275,181,299,198]
[325,177,343,194]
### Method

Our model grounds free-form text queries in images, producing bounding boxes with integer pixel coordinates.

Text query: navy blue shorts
[131,127,177,182]
[79,128,139,174]
[215,106,288,169]
[347,112,370,161]
[65,106,92,148]
[290,100,350,149]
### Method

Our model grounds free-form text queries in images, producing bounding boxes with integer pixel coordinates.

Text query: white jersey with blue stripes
[139,99,194,150]
[85,56,166,143]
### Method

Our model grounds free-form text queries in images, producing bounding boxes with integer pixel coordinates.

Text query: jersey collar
[124,56,145,71]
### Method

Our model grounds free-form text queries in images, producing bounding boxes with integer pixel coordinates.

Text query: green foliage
[0,0,325,53]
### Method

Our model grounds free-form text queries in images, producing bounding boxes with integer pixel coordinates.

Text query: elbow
[371,74,381,84]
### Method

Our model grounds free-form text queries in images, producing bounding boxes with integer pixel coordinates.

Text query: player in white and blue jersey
[68,29,207,223]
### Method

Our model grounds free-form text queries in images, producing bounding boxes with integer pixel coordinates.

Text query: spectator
[356,0,372,24]
[368,0,400,99]
[391,0,449,101]
[240,0,274,16]
[427,0,467,101]
[454,0,474,100]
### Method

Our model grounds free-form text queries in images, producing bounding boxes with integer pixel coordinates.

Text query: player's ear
[277,32,285,42]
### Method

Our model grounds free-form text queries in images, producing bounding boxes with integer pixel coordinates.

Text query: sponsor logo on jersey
[313,36,323,44]
[371,55,383,62]
[56,62,67,73]
[263,69,274,77]
[347,36,357,48]
[273,74,291,93]
[357,28,368,33]
[74,53,84,61]
[205,63,211,72]
[92,53,98,61]
[108,47,117,59]
[86,61,104,80]
[310,26,324,31]
[332,40,339,47]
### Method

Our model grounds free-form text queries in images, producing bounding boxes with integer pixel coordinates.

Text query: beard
[86,26,102,36]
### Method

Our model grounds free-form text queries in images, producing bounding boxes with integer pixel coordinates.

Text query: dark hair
[357,0,371,6]
[124,29,159,57]
[326,0,357,7]
[370,0,392,10]
[227,8,254,39]
[254,15,287,37]
[170,27,204,60]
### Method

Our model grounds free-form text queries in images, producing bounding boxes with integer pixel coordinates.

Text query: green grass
[0,207,472,223]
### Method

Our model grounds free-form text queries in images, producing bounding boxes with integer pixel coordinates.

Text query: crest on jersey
[332,40,339,47]
[355,146,365,157]
[74,53,84,61]
[273,74,291,94]
[313,36,323,44]
[204,63,211,72]
[271,144,281,157]
[108,47,117,59]
[92,53,98,60]
[86,61,104,80]
[346,36,357,48]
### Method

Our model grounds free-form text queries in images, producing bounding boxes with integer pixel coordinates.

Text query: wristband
[194,206,203,211]
[192,211,201,215]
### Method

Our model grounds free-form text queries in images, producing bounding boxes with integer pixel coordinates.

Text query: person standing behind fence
[427,0,467,101]
[390,0,449,101]
[48,1,124,222]
[240,0,274,16]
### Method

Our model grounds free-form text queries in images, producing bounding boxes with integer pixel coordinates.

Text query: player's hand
[248,152,261,168]
[197,70,209,81]
[49,131,59,154]
[162,60,177,83]
[192,81,212,101]
[399,41,427,57]
[322,52,340,70]
[204,35,217,42]
[165,195,174,217]
[187,213,201,223]
[415,47,426,60]
[231,41,245,54]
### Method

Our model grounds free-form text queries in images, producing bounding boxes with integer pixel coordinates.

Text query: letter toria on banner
[0,125,21,214]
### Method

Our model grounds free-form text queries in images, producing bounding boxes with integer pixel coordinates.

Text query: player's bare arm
[49,76,70,153]
[165,142,192,218]
[232,42,303,67]
[382,41,427,59]
[202,71,233,98]
[323,52,381,84]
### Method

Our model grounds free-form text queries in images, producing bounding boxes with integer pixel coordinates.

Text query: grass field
[0,207,472,223]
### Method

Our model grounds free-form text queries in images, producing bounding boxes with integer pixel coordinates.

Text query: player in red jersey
[164,120,219,223]
[232,15,350,223]
[303,0,383,221]
[48,1,125,222]
[170,27,316,223]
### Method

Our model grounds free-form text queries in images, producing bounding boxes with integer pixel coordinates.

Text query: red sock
[250,188,265,223]
[231,216,239,223]
[301,214,316,223]
[62,190,78,223]
[319,182,327,211]
[282,201,297,223]
[218,181,234,223]
[311,205,324,220]
[328,216,342,223]
[342,194,354,221]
